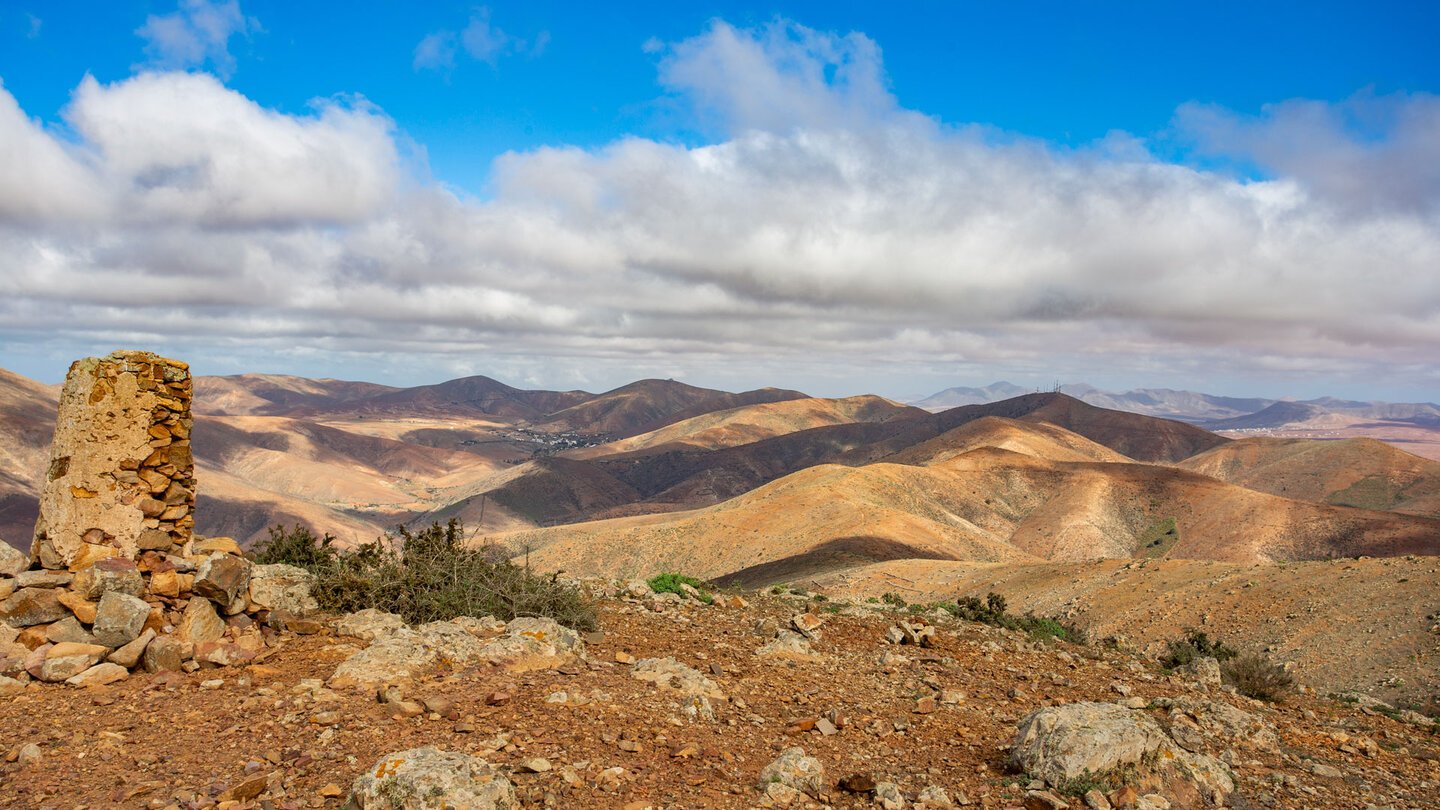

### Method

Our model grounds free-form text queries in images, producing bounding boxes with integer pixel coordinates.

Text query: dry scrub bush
[256,519,597,631]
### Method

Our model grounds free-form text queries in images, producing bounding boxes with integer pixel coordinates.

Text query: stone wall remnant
[0,351,315,688]
[32,351,195,568]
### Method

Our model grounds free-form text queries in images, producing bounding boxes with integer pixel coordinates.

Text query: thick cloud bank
[2,19,1438,394]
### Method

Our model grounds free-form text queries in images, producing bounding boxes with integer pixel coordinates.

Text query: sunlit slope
[498,461,1040,581]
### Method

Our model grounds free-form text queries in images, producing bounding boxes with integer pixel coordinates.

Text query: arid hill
[501,435,1440,584]
[537,379,808,438]
[194,373,399,416]
[879,416,1133,467]
[1176,436,1440,518]
[567,395,917,458]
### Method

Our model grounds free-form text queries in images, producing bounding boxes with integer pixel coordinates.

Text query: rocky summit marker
[31,350,195,569]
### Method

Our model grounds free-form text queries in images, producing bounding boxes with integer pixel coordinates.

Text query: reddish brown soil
[2,595,1438,809]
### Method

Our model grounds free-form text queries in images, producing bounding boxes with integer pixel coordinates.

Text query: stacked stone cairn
[0,351,316,691]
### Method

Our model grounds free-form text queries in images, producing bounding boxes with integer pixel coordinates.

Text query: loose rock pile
[0,351,318,692]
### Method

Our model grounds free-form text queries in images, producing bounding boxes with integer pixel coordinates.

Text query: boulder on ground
[415,621,490,665]
[1012,702,1234,806]
[194,640,255,668]
[632,657,725,698]
[756,630,817,660]
[347,746,515,809]
[1176,656,1222,686]
[335,608,408,642]
[248,563,318,614]
[1165,696,1279,752]
[331,638,438,689]
[504,617,585,655]
[756,747,825,799]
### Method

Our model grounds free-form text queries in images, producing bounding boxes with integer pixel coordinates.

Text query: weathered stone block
[0,542,27,576]
[143,636,184,672]
[73,557,144,600]
[67,542,124,573]
[91,591,151,648]
[66,662,129,687]
[107,628,156,668]
[194,553,251,611]
[0,587,69,626]
[14,570,72,589]
[44,616,95,645]
[177,596,224,643]
[38,642,108,682]
[56,590,97,624]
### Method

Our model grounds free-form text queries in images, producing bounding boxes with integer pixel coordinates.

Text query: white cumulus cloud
[1,17,1438,399]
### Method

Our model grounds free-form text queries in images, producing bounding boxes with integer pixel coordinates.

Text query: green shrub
[254,524,338,569]
[1222,653,1293,702]
[1161,629,1237,669]
[881,592,908,608]
[257,520,597,630]
[647,572,713,604]
[952,591,1087,644]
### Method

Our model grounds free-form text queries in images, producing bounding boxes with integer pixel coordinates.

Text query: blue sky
[1,2,1438,401]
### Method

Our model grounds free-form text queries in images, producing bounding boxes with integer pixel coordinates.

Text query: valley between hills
[1,366,1438,705]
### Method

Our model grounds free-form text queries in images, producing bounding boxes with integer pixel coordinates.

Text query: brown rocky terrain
[813,555,1440,708]
[1,588,1437,809]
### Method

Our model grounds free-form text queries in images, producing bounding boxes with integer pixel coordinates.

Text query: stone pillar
[31,351,194,569]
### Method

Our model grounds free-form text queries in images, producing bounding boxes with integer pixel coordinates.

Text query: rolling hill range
[917,381,1440,460]
[1177,436,1440,518]
[498,417,1440,584]
[4,363,1438,583]
[0,367,922,549]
